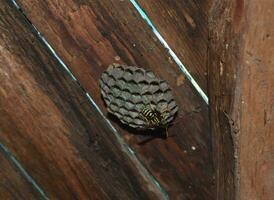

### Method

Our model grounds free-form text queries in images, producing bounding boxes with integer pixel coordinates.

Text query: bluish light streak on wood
[129,0,209,104]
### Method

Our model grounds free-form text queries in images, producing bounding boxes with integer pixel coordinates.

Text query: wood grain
[0,1,162,199]
[209,0,274,199]
[136,0,212,93]
[0,145,40,199]
[15,0,215,199]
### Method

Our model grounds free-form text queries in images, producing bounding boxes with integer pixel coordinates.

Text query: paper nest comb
[99,63,178,130]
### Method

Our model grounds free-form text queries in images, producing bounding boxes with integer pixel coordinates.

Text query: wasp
[139,105,171,138]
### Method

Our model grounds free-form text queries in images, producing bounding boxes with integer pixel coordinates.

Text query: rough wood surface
[209,0,274,199]
[0,1,162,199]
[16,0,215,199]
[136,0,212,93]
[0,146,40,199]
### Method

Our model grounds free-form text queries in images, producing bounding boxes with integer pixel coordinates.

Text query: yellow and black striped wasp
[139,105,171,138]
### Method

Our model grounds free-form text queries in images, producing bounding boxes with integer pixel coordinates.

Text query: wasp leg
[165,126,168,138]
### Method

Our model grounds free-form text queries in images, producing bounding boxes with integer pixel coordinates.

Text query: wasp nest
[99,64,178,130]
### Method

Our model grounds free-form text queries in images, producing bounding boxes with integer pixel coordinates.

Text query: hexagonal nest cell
[99,63,178,130]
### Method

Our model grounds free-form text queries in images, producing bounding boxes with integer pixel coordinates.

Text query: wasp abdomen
[140,107,160,125]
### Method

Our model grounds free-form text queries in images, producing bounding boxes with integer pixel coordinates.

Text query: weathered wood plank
[15,0,215,199]
[209,0,274,199]
[15,0,213,199]
[0,145,40,200]
[0,1,162,199]
[135,0,212,94]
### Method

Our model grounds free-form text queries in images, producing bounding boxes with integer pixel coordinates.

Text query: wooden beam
[15,0,215,199]
[0,145,41,199]
[0,1,162,199]
[136,0,212,93]
[209,0,274,199]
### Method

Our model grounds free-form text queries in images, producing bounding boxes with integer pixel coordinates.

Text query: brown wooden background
[0,0,213,199]
[208,0,274,200]
[1,0,272,199]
